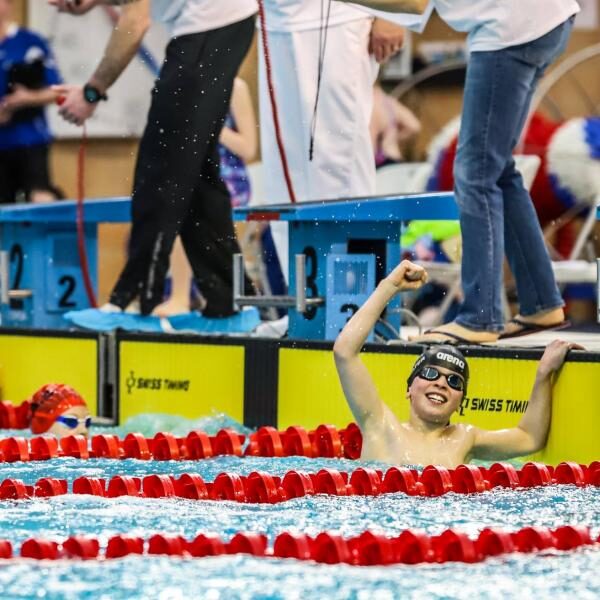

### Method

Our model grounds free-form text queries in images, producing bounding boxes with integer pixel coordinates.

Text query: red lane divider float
[3,525,598,564]
[0,430,244,462]
[0,401,32,430]
[1,462,599,503]
[0,423,363,463]
[0,412,598,498]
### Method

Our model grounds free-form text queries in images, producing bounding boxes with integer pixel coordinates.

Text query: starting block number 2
[9,239,84,314]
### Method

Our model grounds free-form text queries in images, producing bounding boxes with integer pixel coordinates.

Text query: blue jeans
[454,17,574,332]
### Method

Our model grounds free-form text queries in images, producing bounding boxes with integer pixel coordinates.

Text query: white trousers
[258,18,378,279]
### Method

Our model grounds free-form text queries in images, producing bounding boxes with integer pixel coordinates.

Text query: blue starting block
[0,192,462,334]
[234,192,458,340]
[0,198,131,328]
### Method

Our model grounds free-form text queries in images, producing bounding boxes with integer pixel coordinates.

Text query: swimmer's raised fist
[385,260,428,291]
[48,0,99,15]
[537,339,584,378]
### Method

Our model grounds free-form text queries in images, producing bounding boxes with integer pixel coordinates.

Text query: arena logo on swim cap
[435,351,465,370]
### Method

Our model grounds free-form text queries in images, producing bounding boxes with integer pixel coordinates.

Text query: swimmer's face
[407,365,464,423]
[48,405,91,438]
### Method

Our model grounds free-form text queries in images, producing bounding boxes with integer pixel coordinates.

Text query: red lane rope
[3,525,598,563]
[75,124,97,308]
[257,0,297,203]
[1,462,599,503]
[0,419,362,461]
[0,417,599,489]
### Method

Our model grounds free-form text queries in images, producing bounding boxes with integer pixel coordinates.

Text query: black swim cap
[407,345,469,392]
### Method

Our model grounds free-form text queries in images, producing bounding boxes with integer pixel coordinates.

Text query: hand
[385,260,428,291]
[1,85,33,112]
[53,84,97,126]
[368,18,405,64]
[48,0,99,15]
[537,339,585,378]
[0,85,32,124]
[0,104,12,125]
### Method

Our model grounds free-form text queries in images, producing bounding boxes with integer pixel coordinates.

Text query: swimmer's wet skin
[333,260,583,468]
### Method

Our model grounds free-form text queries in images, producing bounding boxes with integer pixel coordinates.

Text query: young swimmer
[333,260,582,467]
[29,383,91,438]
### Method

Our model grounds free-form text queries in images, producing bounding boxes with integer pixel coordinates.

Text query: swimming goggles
[55,415,92,429]
[418,366,465,392]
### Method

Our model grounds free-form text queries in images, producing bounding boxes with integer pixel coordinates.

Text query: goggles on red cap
[29,384,88,434]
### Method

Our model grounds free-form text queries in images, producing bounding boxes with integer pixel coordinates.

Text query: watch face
[84,85,100,103]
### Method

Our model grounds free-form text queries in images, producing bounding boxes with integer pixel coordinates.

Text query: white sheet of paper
[348,1,435,33]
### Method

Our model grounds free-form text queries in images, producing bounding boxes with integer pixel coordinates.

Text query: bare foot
[152,299,191,318]
[501,307,565,337]
[409,321,499,344]
[124,299,140,314]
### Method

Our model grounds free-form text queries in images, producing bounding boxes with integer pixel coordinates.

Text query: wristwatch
[83,83,108,104]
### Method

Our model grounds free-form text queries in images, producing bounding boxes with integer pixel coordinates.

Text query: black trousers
[110,16,255,316]
[0,143,55,203]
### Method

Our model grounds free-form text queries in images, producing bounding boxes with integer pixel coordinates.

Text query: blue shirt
[0,26,62,151]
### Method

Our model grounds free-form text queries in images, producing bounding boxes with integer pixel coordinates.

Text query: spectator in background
[371,81,420,168]
[341,0,579,343]
[0,0,63,203]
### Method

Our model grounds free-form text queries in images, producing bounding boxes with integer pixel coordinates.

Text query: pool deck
[399,325,600,351]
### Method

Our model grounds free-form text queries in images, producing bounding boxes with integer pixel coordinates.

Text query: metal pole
[232,253,244,312]
[295,254,306,314]
[0,251,8,305]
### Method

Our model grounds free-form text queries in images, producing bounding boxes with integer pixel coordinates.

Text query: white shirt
[151,0,257,38]
[432,0,580,51]
[261,0,368,32]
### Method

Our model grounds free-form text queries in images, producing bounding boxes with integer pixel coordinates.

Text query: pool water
[1,412,253,440]
[0,417,598,599]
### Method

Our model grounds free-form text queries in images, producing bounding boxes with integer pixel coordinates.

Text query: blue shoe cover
[167,307,261,334]
[64,309,164,332]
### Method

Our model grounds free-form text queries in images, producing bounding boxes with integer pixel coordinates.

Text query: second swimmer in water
[29,383,91,439]
[333,260,582,467]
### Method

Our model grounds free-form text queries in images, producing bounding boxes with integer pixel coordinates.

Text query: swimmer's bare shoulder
[359,403,405,462]
[453,423,479,463]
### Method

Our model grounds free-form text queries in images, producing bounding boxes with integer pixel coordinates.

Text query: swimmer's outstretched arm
[470,340,584,460]
[333,260,427,429]
[334,0,429,15]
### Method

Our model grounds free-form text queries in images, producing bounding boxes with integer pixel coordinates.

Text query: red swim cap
[29,384,87,434]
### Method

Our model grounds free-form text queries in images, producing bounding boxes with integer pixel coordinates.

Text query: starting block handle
[233,253,244,312]
[0,251,34,307]
[232,253,323,313]
[294,254,307,314]
[0,251,8,305]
